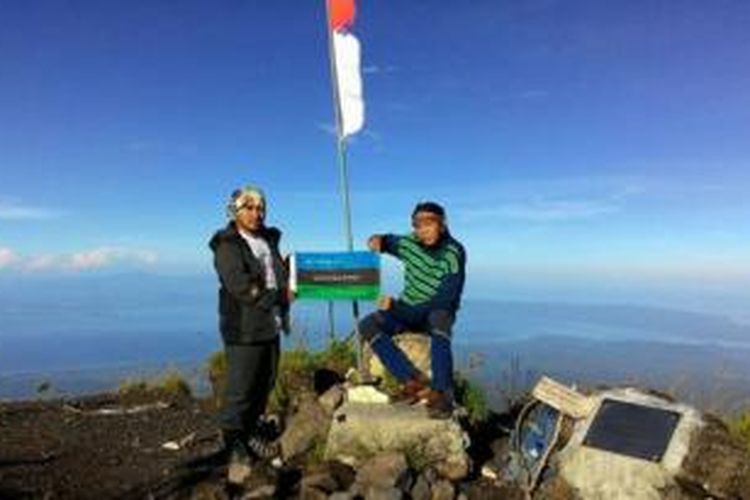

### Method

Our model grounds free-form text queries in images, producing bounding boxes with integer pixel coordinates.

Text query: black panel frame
[582,398,681,462]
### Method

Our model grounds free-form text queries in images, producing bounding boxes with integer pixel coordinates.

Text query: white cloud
[66,247,158,271]
[447,177,649,223]
[0,247,19,269]
[0,201,64,220]
[461,198,619,222]
[0,246,158,272]
[24,254,62,272]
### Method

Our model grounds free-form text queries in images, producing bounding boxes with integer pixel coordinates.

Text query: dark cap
[412,201,446,219]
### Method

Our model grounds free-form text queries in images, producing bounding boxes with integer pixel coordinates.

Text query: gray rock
[557,388,705,500]
[434,460,470,483]
[326,402,469,480]
[298,485,328,500]
[430,480,454,500]
[422,466,439,486]
[280,396,330,460]
[328,493,353,500]
[241,484,276,499]
[328,460,357,491]
[301,471,338,494]
[410,474,431,500]
[364,333,432,380]
[363,486,404,500]
[355,451,410,490]
[318,384,346,414]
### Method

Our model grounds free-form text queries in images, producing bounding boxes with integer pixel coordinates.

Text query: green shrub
[159,370,192,398]
[453,372,489,423]
[311,338,357,373]
[118,369,192,399]
[35,379,52,395]
[728,409,750,452]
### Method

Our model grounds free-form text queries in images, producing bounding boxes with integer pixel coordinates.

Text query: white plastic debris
[161,441,180,451]
[346,385,390,404]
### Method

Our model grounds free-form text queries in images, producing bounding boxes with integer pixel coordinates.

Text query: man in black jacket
[209,185,290,482]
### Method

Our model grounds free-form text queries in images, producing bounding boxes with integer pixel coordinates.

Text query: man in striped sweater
[360,201,466,418]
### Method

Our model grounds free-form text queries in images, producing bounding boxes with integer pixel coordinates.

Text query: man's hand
[377,295,394,311]
[367,234,383,252]
[286,289,296,304]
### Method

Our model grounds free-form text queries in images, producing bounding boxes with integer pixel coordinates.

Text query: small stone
[431,480,454,500]
[423,467,439,485]
[364,486,403,500]
[241,484,276,499]
[318,384,345,414]
[356,451,409,489]
[435,459,469,482]
[480,464,498,481]
[410,474,431,500]
[298,485,327,500]
[329,460,357,490]
[328,493,353,500]
[301,472,338,493]
[161,441,180,451]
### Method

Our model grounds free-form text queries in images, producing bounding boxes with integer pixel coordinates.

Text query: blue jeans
[359,303,454,392]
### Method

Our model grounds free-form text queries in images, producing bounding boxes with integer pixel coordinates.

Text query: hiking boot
[223,431,254,485]
[394,376,430,404]
[255,415,281,442]
[425,390,454,419]
[246,432,280,460]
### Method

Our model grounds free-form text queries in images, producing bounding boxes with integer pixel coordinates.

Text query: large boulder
[552,387,750,499]
[324,400,470,481]
[364,332,432,380]
[280,394,330,460]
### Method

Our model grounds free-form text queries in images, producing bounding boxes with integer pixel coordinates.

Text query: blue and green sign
[291,251,380,300]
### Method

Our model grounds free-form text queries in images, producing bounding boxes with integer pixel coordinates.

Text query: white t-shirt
[239,229,278,290]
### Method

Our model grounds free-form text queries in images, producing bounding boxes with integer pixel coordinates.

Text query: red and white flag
[328,0,364,138]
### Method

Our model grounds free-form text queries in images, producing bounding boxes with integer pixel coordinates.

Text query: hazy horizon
[2,271,749,407]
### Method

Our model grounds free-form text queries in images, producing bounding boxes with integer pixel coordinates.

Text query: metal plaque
[582,398,681,462]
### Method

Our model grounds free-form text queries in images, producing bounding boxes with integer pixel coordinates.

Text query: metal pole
[325,0,363,371]
[327,301,335,343]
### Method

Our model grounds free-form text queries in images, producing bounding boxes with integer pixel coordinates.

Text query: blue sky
[1,1,749,314]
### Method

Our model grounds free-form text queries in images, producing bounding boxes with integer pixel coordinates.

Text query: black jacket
[209,223,289,344]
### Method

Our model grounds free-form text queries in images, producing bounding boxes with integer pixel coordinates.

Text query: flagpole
[325,0,363,372]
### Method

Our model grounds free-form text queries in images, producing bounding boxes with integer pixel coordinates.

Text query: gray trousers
[219,337,280,434]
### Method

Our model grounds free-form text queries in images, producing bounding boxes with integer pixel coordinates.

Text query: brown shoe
[425,391,453,419]
[395,376,429,404]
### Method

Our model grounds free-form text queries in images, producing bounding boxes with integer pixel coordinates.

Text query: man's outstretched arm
[367,233,403,257]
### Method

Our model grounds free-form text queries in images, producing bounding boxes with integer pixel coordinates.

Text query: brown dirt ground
[0,391,228,499]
